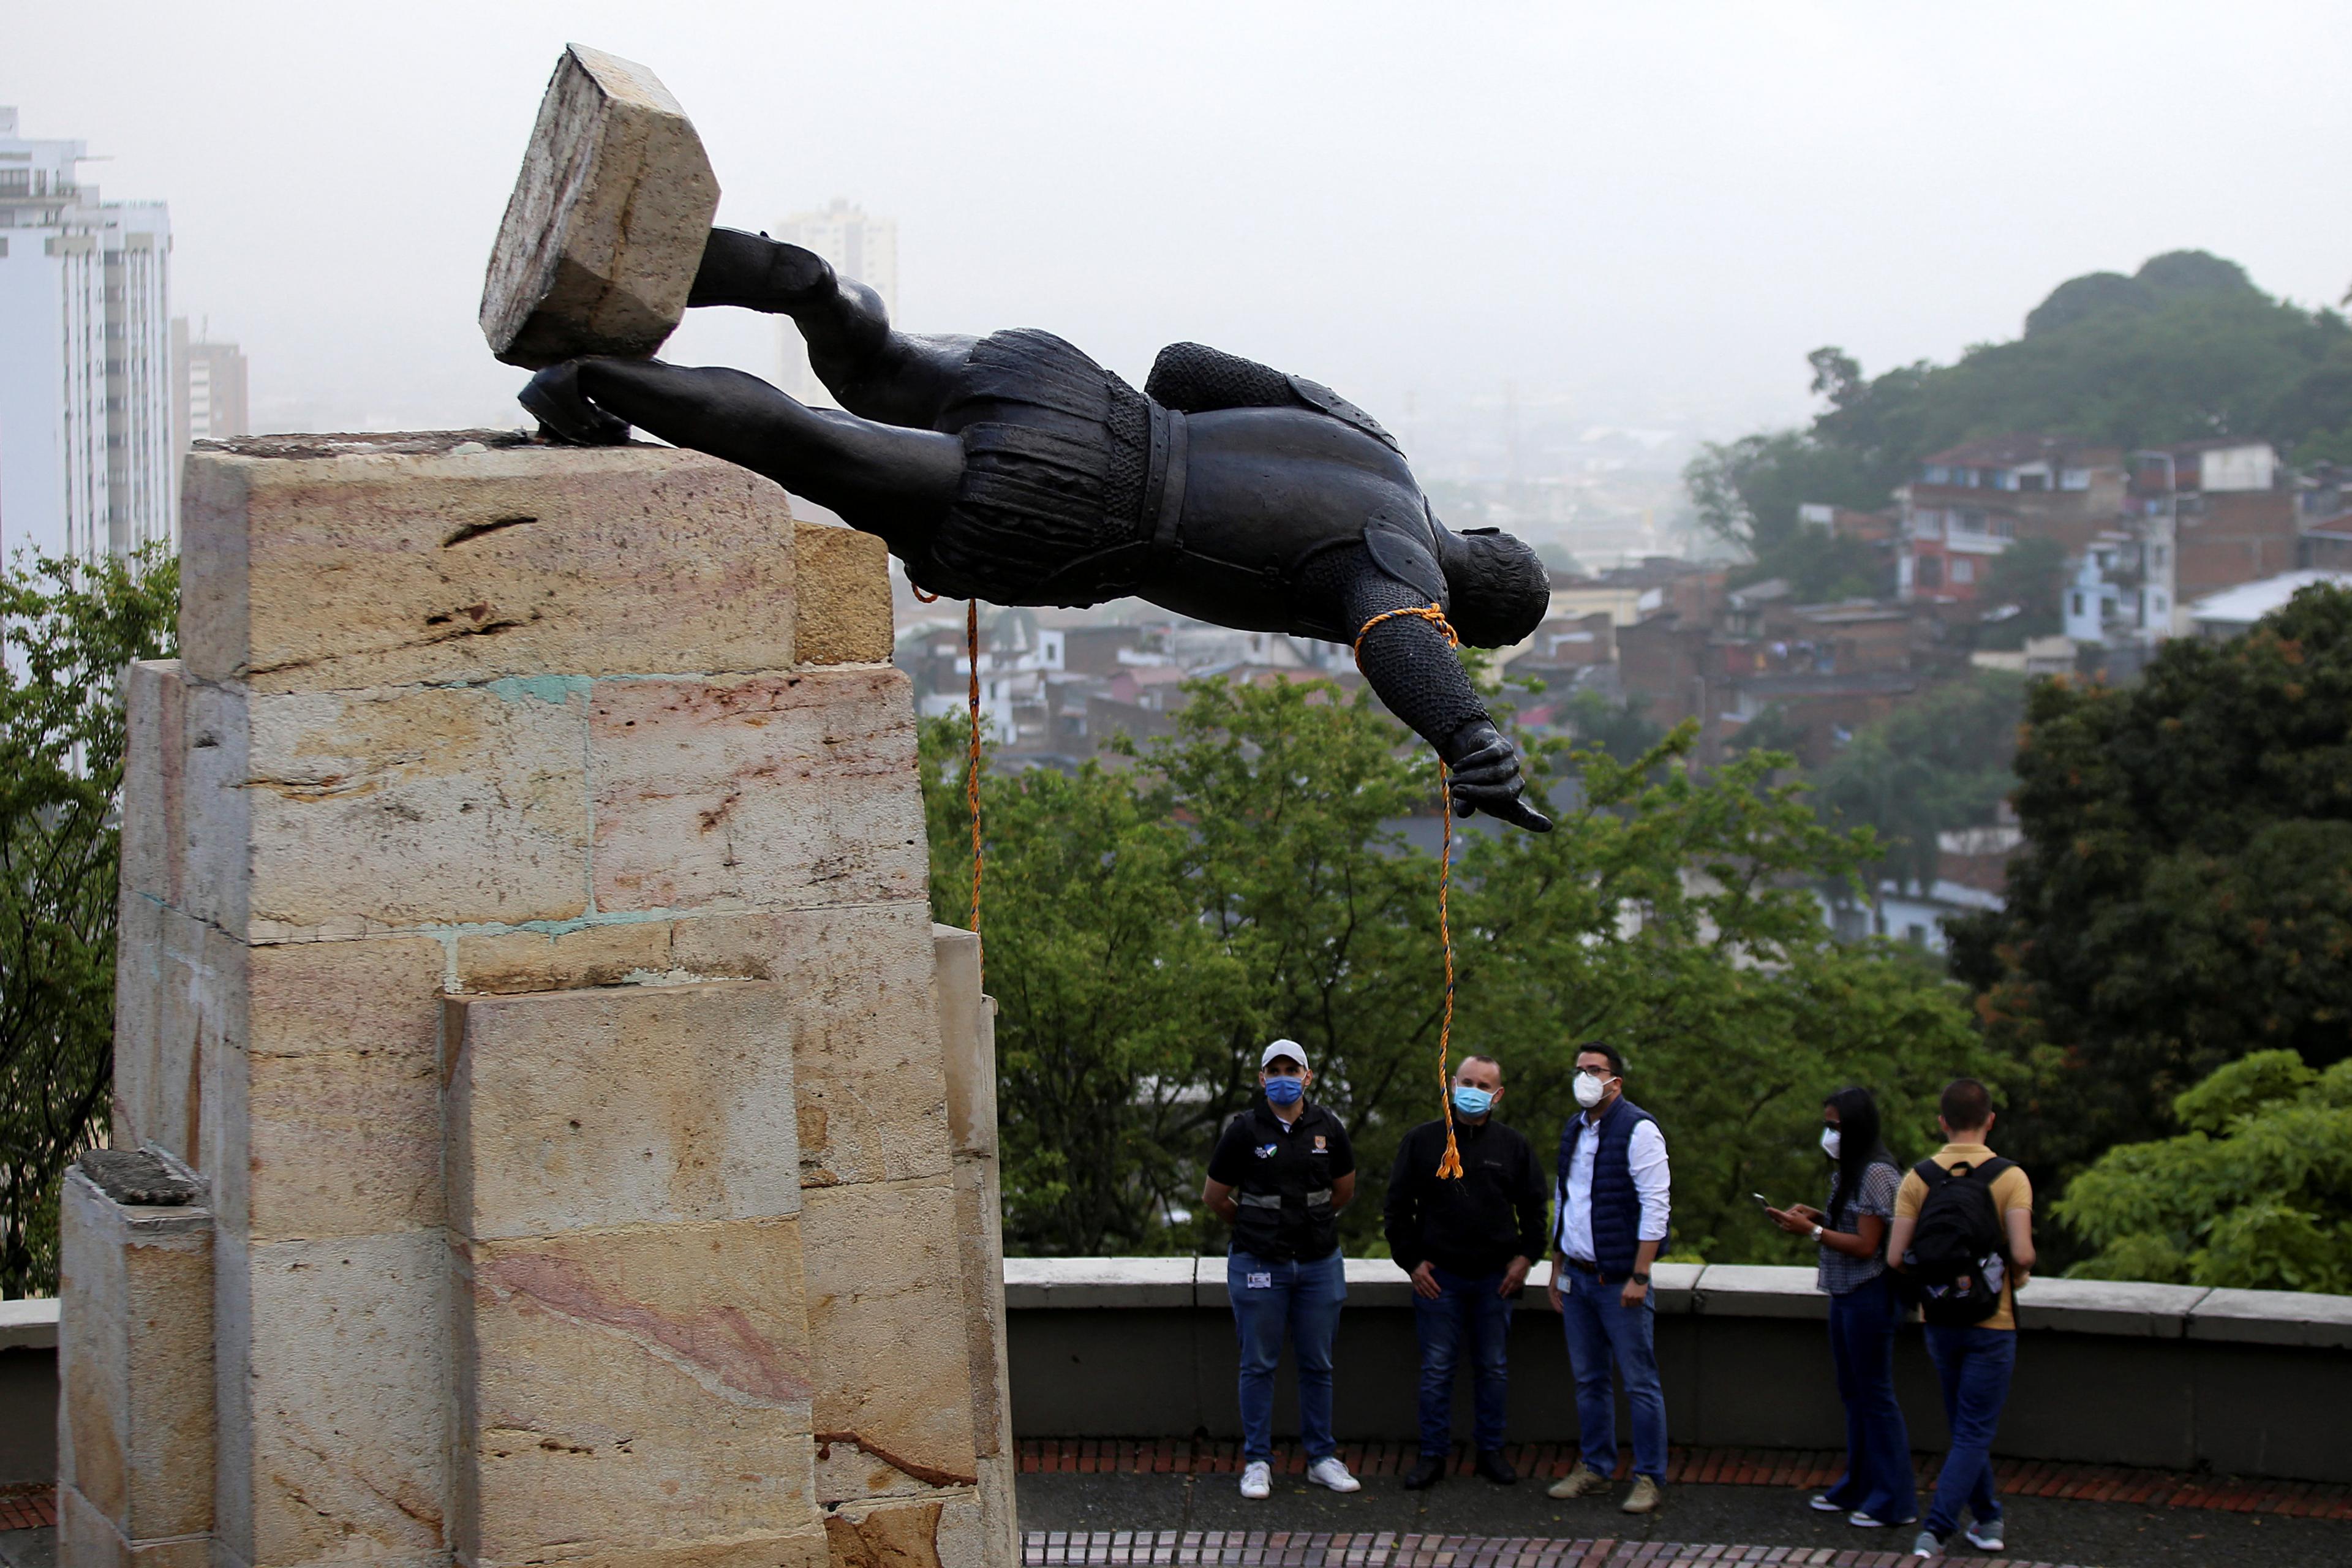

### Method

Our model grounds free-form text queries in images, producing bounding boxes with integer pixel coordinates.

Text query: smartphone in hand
[1750,1192,1774,1212]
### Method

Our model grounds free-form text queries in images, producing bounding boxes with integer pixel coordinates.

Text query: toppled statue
[489,50,1550,830]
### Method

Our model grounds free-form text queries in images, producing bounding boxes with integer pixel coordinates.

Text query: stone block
[179,444,796,697]
[2013,1276,2207,1337]
[2188,1286,2352,1348]
[452,1217,818,1567]
[669,906,951,1188]
[242,682,590,935]
[57,1168,214,1550]
[455,919,675,995]
[445,981,799,1241]
[798,1179,978,1498]
[589,669,925,916]
[116,909,245,1175]
[822,1494,986,1568]
[178,678,252,937]
[791,524,892,668]
[931,928,993,1161]
[118,660,185,905]
[480,45,720,369]
[58,1482,211,1568]
[231,1232,448,1568]
[998,1257,1195,1312]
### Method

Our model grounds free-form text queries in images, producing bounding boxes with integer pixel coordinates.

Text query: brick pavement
[0,1489,53,1532]
[1015,1439,2352,1521]
[1020,1529,2083,1568]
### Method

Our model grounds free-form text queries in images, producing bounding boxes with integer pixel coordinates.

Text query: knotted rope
[1353,603,1464,1180]
[913,586,984,977]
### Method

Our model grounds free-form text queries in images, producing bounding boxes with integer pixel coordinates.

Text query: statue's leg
[530,358,962,553]
[688,228,973,429]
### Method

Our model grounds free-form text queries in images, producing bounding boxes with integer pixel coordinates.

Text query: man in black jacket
[1384,1054,1550,1489]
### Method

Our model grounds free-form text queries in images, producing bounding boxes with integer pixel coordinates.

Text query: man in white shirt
[1544,1042,1670,1514]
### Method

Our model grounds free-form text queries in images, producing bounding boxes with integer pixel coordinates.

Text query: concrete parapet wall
[1003,1259,2352,1483]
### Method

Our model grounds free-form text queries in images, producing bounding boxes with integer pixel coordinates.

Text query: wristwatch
[1810,1224,1824,1242]
[1629,1272,1651,1286]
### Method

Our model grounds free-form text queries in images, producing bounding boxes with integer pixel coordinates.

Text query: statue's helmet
[1442,527,1550,648]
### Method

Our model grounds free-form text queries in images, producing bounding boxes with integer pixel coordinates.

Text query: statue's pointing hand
[1441,720,1552,833]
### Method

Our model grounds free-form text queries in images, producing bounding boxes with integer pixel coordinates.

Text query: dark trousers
[1922,1323,2018,1537]
[1822,1272,1917,1523]
[1411,1264,1512,1455]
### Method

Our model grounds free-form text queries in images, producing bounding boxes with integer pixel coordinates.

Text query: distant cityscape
[0,105,245,564]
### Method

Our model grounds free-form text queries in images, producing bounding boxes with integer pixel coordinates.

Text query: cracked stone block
[480,45,720,371]
[58,1167,214,1559]
[668,905,952,1189]
[179,444,797,697]
[444,981,800,1242]
[798,1178,978,1499]
[226,1232,449,1568]
[823,1494,986,1568]
[242,682,592,935]
[451,1216,819,1567]
[589,668,926,916]
[112,903,244,1178]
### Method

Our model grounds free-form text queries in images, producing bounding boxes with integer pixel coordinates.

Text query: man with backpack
[1886,1079,2036,1560]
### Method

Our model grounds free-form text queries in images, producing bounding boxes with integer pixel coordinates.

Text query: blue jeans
[1558,1268,1667,1481]
[1921,1323,2017,1537]
[1227,1248,1347,1462]
[1411,1264,1513,1455]
[1823,1272,1917,1523]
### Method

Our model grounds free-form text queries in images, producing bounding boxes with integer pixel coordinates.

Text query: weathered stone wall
[86,434,1009,1568]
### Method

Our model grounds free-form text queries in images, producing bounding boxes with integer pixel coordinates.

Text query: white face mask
[1574,1072,1609,1110]
[1820,1128,1842,1159]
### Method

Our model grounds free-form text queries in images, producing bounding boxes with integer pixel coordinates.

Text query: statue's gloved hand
[1439,719,1552,833]
[520,360,633,447]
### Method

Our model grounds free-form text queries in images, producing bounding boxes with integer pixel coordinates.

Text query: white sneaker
[1964,1518,2005,1551]
[1306,1455,1361,1493]
[1239,1460,1272,1499]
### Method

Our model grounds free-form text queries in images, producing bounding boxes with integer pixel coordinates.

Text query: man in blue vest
[1545,1041,1672,1514]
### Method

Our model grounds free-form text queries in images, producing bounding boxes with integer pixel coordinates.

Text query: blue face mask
[1451,1085,1494,1118]
[1263,1075,1305,1106]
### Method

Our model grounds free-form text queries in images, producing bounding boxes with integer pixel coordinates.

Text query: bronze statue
[522,228,1553,831]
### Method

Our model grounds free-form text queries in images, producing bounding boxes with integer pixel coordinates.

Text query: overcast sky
[10,1,2350,441]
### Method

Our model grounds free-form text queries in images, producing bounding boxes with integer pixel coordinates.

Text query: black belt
[1561,1256,1600,1275]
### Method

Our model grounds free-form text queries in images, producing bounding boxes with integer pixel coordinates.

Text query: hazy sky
[10,1,2350,441]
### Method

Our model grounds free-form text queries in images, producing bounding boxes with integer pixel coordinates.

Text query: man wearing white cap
[1202,1039,1362,1498]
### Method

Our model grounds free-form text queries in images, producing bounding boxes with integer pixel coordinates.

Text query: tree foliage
[0,547,178,1297]
[2056,1050,2352,1293]
[1685,250,2352,567]
[1811,671,2026,895]
[1948,585,2352,1180]
[924,682,1997,1262]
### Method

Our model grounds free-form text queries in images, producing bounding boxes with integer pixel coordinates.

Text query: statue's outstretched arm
[1322,551,1550,832]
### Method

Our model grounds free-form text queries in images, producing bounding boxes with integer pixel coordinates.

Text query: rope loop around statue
[1352,603,1466,1181]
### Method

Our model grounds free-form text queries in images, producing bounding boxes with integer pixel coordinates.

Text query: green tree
[0,546,178,1297]
[1948,584,2352,1179]
[1682,430,1883,559]
[2056,1051,2352,1293]
[1811,671,2026,894]
[925,679,1997,1264]
[1975,538,2070,649]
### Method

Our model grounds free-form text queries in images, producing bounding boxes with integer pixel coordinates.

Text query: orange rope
[1354,603,1464,1180]
[911,584,984,977]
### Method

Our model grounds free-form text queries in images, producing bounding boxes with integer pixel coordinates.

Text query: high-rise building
[173,317,249,451]
[774,198,897,405]
[0,106,173,563]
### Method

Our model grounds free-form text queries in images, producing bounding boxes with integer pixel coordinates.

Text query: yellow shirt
[1893,1142,2033,1331]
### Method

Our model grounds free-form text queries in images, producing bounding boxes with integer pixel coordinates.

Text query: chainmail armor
[1297,545,1488,750]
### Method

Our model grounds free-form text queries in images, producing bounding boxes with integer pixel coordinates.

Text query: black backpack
[1901,1157,2015,1326]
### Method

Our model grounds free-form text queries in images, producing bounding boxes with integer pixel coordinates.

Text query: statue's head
[1441,526,1550,647]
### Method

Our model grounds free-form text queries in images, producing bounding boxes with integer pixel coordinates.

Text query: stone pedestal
[77,432,1011,1568]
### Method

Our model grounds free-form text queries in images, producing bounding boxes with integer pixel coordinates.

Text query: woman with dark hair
[1766,1088,1916,1529]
